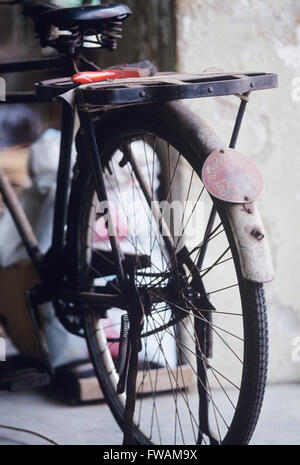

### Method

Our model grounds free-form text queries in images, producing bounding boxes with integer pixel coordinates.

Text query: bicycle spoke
[79,130,266,445]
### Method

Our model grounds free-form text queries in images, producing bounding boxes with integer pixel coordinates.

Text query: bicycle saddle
[37,4,131,31]
[28,3,132,54]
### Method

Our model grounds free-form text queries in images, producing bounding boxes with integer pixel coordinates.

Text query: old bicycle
[0,1,277,445]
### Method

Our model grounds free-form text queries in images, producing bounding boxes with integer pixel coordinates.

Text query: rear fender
[202,147,274,283]
[75,101,275,283]
[225,202,275,283]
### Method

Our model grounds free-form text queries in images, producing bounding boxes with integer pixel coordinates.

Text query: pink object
[104,319,120,359]
[202,148,263,203]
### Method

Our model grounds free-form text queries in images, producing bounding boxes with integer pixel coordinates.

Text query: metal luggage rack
[35,71,277,109]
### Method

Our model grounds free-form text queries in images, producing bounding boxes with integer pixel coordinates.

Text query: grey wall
[176,0,300,384]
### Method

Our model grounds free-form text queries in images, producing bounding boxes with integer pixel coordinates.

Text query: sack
[0,129,87,367]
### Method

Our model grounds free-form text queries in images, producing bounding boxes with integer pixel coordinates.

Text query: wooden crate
[53,362,194,404]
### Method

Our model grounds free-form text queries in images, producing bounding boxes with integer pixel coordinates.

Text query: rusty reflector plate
[202,148,263,203]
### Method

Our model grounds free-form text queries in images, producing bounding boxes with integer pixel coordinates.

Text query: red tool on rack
[73,67,150,85]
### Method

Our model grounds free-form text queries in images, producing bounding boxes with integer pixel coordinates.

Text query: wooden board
[0,145,30,216]
[54,362,195,404]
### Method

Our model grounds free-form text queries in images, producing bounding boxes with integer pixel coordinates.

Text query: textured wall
[176,0,300,383]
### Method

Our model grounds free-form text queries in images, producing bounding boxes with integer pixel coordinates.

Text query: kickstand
[120,269,144,445]
[122,335,139,445]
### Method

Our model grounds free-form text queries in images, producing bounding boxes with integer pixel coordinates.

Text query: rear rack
[35,71,277,109]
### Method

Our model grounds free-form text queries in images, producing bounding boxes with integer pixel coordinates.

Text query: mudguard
[201,146,274,282]
[75,101,275,283]
[225,202,275,283]
[157,102,275,283]
[156,102,274,283]
[201,147,274,283]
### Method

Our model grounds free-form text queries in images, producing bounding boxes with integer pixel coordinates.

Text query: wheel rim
[80,130,256,445]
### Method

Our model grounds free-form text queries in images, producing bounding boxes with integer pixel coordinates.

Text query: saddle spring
[100,21,123,51]
[36,24,82,56]
[54,25,82,55]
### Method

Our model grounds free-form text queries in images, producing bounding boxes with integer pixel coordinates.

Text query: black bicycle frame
[0,56,67,103]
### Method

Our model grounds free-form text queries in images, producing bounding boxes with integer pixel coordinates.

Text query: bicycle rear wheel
[67,103,268,445]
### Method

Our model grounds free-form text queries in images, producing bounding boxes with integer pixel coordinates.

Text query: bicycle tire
[66,102,268,445]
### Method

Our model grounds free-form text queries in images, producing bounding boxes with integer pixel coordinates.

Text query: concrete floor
[0,383,299,445]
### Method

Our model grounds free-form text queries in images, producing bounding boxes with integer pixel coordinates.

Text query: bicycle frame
[0,56,68,103]
[0,2,279,446]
